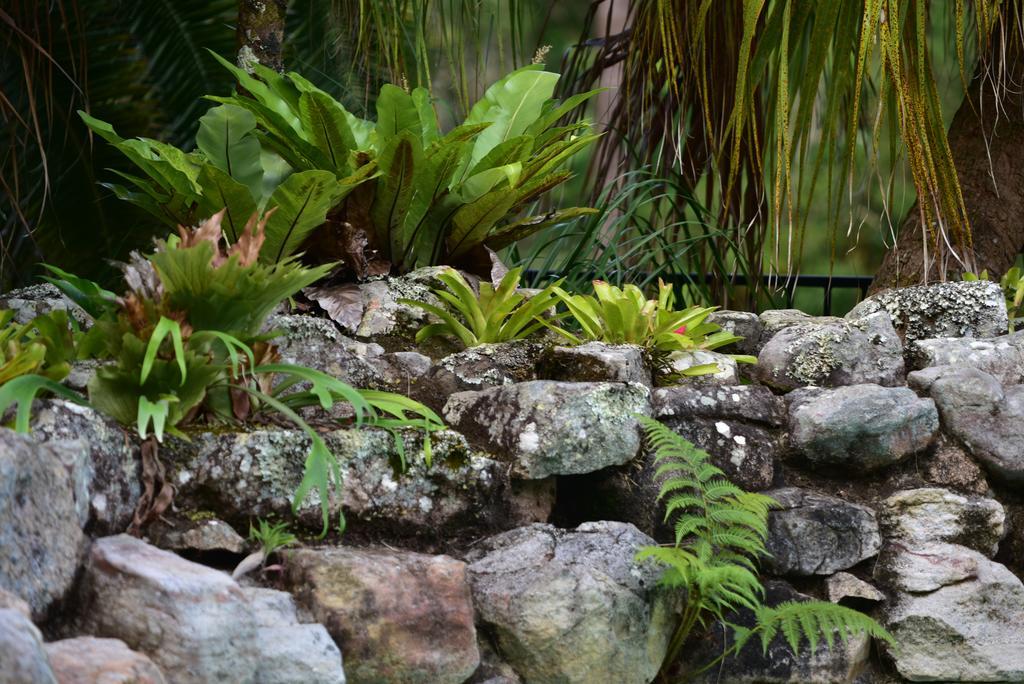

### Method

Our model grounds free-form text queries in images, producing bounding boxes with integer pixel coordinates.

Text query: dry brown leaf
[229,208,274,267]
[305,283,365,332]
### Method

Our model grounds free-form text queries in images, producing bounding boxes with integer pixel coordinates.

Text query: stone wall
[1,276,1023,683]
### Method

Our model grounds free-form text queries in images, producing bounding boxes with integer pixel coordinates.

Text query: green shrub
[636,417,893,677]
[80,57,598,276]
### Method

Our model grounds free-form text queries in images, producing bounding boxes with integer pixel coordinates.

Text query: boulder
[908,331,1024,384]
[847,280,1008,344]
[763,488,882,577]
[707,309,763,355]
[285,546,478,684]
[427,341,543,398]
[466,522,677,684]
[652,384,785,490]
[786,384,938,472]
[758,309,842,344]
[0,282,89,326]
[45,637,166,684]
[537,342,651,386]
[147,518,247,556]
[879,488,1005,557]
[876,542,1024,681]
[754,312,904,391]
[825,572,885,605]
[443,381,651,479]
[78,535,259,683]
[921,435,989,495]
[667,350,739,385]
[687,581,871,684]
[0,607,56,684]
[925,367,1024,484]
[0,430,85,620]
[30,399,139,534]
[165,427,512,535]
[244,587,346,684]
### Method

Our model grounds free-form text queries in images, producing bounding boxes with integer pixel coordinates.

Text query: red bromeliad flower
[674,324,687,336]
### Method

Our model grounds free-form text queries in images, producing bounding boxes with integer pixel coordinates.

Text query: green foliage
[81,59,598,276]
[965,268,1024,331]
[249,519,298,556]
[46,214,443,535]
[636,418,893,676]
[402,267,562,347]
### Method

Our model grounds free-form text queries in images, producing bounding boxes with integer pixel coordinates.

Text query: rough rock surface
[755,312,905,390]
[763,488,882,576]
[444,381,650,479]
[908,331,1024,384]
[847,280,1008,344]
[45,637,167,684]
[922,434,990,495]
[876,542,1024,681]
[537,342,651,386]
[286,546,477,684]
[668,350,739,385]
[78,536,259,682]
[166,427,511,535]
[0,282,89,325]
[428,341,543,398]
[0,606,56,684]
[825,572,886,604]
[244,587,347,684]
[924,367,1024,484]
[652,384,784,490]
[689,581,871,683]
[758,309,841,344]
[466,522,676,684]
[30,399,139,534]
[708,309,763,354]
[0,429,85,620]
[786,384,938,471]
[148,518,247,556]
[879,488,1005,557]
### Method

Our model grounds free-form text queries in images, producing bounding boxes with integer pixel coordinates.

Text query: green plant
[636,418,893,678]
[0,309,87,432]
[550,279,756,375]
[45,211,444,535]
[80,58,599,278]
[250,518,298,556]
[965,268,1024,331]
[402,267,562,347]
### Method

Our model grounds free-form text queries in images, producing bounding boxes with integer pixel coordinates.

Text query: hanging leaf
[298,90,357,176]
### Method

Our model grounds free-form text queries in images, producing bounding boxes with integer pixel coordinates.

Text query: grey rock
[79,535,259,683]
[444,381,650,479]
[759,309,842,343]
[879,488,1005,557]
[166,427,512,535]
[538,342,651,386]
[45,637,167,684]
[922,435,989,495]
[286,546,478,684]
[908,331,1024,384]
[0,430,85,620]
[468,637,523,684]
[763,488,882,576]
[787,384,938,471]
[755,312,905,390]
[148,518,247,556]
[689,580,871,684]
[652,384,784,490]
[878,543,1024,681]
[466,522,677,684]
[926,367,1024,484]
[848,280,1008,344]
[0,590,30,617]
[428,341,542,397]
[0,282,89,326]
[0,607,57,684]
[30,399,139,534]
[708,309,763,354]
[826,572,885,604]
[667,349,739,385]
[241,588,346,684]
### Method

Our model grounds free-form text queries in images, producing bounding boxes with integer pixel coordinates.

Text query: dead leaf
[128,438,174,536]
[231,550,266,580]
[487,247,510,285]
[306,283,365,332]
[230,386,251,420]
[228,209,273,267]
[178,209,227,266]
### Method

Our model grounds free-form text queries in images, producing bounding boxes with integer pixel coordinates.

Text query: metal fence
[661,273,875,316]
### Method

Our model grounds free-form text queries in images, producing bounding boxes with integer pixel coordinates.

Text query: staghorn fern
[635,417,893,678]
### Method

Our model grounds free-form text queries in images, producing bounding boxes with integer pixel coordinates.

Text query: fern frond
[755,600,895,656]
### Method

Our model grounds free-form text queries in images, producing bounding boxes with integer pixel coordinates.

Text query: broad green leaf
[197,104,265,199]
[370,133,421,261]
[376,84,422,141]
[196,165,259,242]
[447,188,517,258]
[459,163,523,204]
[298,90,357,175]
[262,170,346,263]
[207,50,299,128]
[41,264,118,319]
[0,375,86,433]
[141,317,187,386]
[464,66,560,166]
[412,87,440,145]
[486,207,599,250]
[525,88,604,136]
[137,394,176,441]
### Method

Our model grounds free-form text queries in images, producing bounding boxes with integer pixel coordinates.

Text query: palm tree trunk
[871,34,1024,293]
[236,0,288,72]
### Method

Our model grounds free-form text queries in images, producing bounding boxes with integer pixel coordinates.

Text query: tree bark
[870,35,1024,293]
[236,0,288,72]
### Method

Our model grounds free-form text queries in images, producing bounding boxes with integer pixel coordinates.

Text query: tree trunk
[236,0,288,72]
[870,35,1024,293]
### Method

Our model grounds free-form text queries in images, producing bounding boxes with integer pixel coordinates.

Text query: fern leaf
[755,600,895,656]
